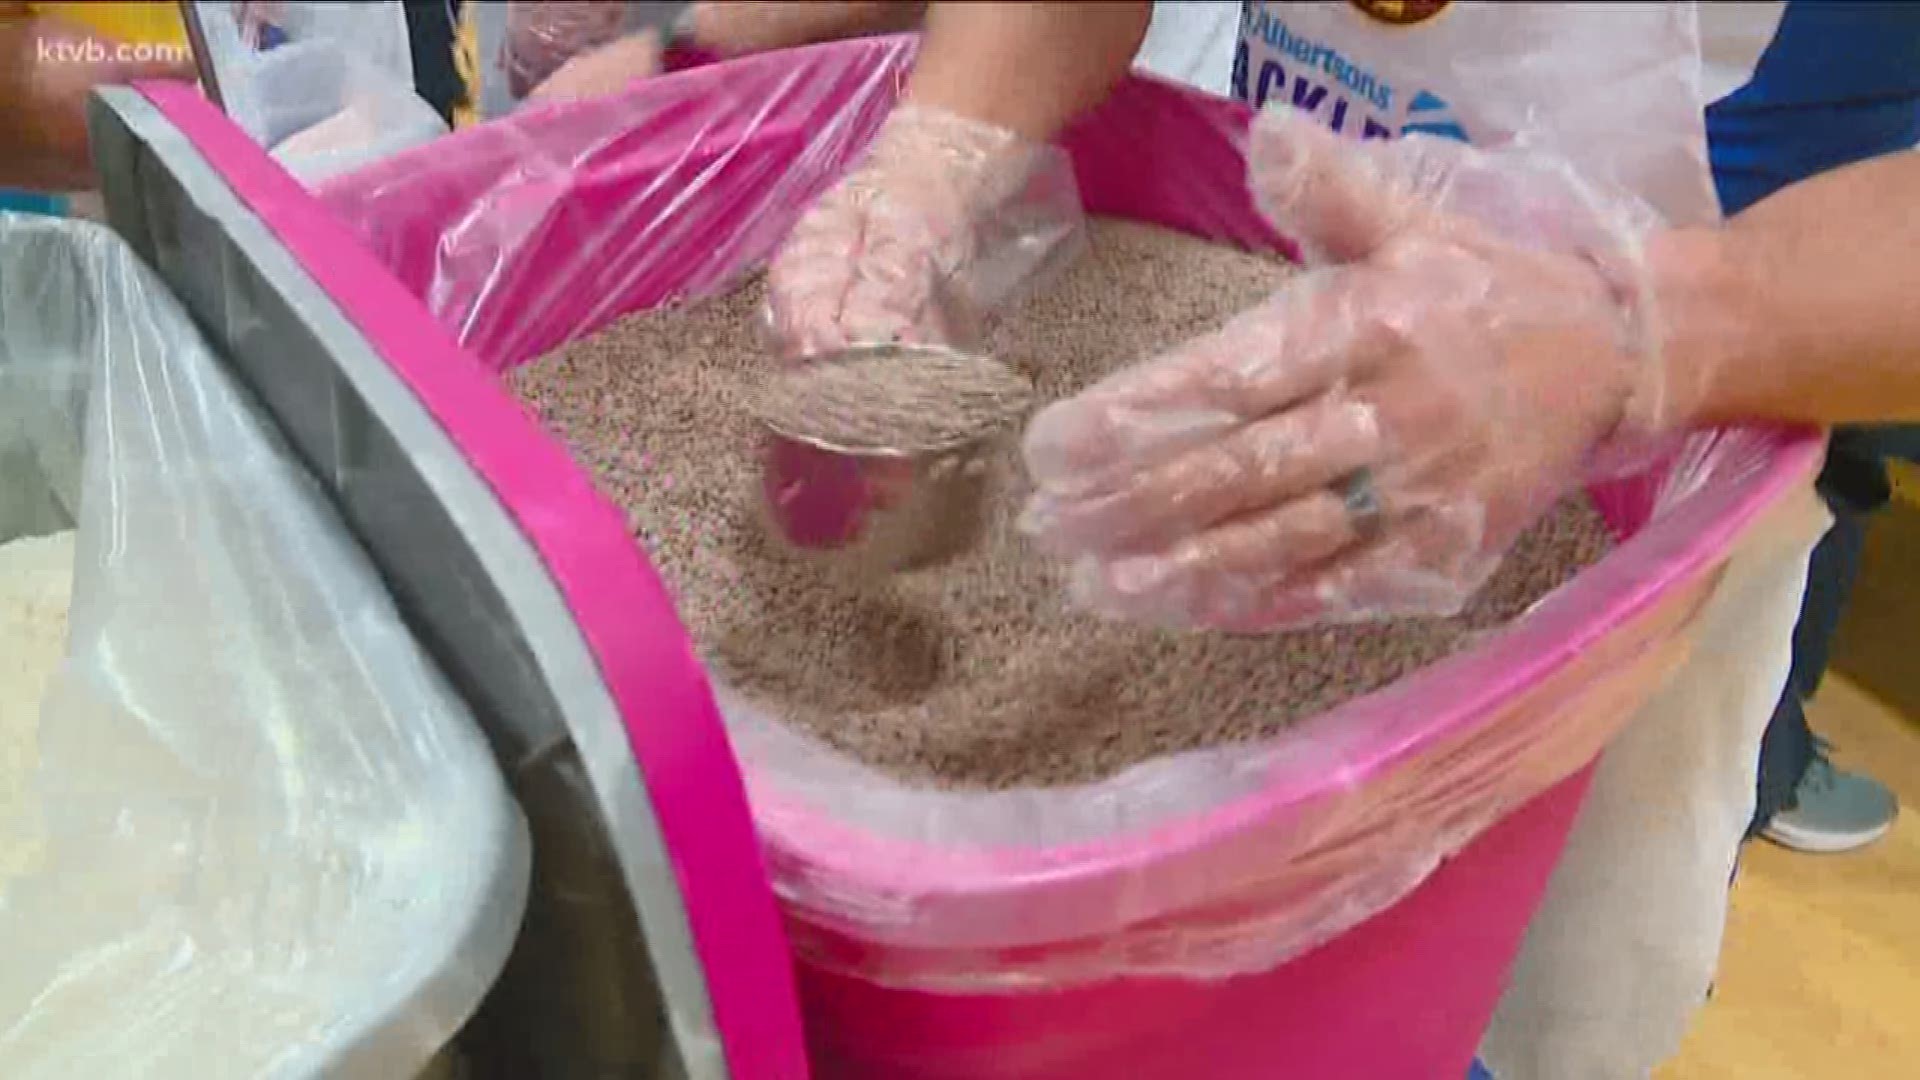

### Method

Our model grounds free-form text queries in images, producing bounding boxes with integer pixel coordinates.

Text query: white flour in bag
[0,531,74,886]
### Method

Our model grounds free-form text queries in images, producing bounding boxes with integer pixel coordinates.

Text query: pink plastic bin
[140,37,1822,1080]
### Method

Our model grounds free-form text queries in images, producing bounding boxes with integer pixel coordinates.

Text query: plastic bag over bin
[0,213,526,1075]
[104,80,807,1080]
[316,37,1823,992]
[189,1,448,185]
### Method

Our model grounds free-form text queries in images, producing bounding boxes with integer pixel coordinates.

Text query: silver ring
[1339,468,1385,540]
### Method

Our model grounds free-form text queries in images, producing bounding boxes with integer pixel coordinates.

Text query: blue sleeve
[1707,0,1920,215]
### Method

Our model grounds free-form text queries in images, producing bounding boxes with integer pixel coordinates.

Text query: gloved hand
[688,1,926,58]
[763,102,1084,360]
[501,1,630,100]
[525,28,664,105]
[1019,106,1671,632]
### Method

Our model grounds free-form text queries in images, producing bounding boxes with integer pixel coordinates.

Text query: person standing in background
[1748,423,1910,852]
[403,0,469,127]
[1713,4,1915,855]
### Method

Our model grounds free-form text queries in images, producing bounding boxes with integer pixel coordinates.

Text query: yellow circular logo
[1348,0,1452,27]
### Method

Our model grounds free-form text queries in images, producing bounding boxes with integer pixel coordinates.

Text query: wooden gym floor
[1661,677,1920,1079]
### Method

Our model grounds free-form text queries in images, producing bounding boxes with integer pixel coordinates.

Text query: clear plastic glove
[763,103,1085,360]
[501,1,631,100]
[688,2,921,59]
[525,29,664,105]
[1019,106,1670,632]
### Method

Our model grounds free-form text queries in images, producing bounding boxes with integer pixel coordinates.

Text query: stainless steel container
[757,344,1030,573]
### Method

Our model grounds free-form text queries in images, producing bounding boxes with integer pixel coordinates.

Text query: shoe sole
[1762,813,1896,854]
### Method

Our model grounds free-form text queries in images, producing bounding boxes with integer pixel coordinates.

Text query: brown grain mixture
[510,220,1616,789]
[750,348,1033,452]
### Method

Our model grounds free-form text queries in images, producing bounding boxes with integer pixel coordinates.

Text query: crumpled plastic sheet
[317,36,1822,990]
[0,214,527,1074]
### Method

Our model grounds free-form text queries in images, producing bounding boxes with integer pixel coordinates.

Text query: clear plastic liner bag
[320,37,917,368]
[0,215,526,1074]
[190,1,448,185]
[316,37,1824,989]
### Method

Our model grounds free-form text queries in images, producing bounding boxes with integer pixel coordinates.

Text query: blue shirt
[1707,1,1920,214]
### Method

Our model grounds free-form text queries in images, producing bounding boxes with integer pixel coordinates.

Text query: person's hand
[0,13,196,191]
[758,101,1079,553]
[501,1,629,100]
[1018,106,1670,632]
[688,2,924,59]
[763,102,1083,360]
[525,29,663,105]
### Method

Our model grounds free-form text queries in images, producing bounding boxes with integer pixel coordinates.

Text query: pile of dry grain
[511,220,1615,789]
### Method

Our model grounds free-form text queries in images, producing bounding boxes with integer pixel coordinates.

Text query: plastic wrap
[0,215,526,1074]
[190,1,448,184]
[316,37,1824,992]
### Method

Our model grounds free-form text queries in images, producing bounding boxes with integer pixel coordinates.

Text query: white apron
[1212,3,1831,1075]
[1138,1,1241,99]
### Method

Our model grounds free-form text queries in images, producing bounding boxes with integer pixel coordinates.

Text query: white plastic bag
[190,1,448,184]
[0,214,525,1076]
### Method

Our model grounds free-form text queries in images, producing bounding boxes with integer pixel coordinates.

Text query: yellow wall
[454,0,479,129]
[28,2,188,49]
[1891,460,1920,509]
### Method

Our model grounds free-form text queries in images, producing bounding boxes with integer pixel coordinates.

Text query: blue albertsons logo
[1402,90,1468,142]
[1233,6,1468,144]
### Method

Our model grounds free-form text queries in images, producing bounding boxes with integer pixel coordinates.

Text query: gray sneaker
[1762,746,1899,854]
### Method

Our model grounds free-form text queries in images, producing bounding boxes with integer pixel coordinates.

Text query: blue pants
[1469,1058,1494,1080]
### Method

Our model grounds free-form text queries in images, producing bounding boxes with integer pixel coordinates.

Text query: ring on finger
[1339,467,1386,541]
